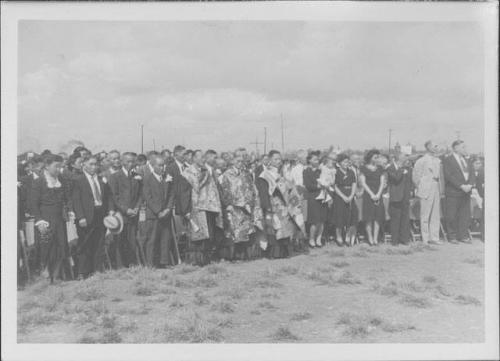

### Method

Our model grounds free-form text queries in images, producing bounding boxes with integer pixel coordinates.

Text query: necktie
[460,157,467,173]
[91,176,102,204]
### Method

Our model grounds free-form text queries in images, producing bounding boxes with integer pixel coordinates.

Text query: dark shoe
[448,239,459,245]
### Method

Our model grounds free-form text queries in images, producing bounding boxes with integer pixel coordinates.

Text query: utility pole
[281,114,285,153]
[264,127,267,154]
[388,128,393,153]
[153,138,156,152]
[250,136,264,155]
[141,124,144,154]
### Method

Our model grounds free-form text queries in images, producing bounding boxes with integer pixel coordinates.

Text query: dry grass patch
[251,279,284,289]
[216,286,246,300]
[170,299,185,309]
[463,257,483,266]
[261,292,280,299]
[210,301,235,314]
[352,251,368,258]
[454,295,481,306]
[174,264,200,275]
[160,316,223,343]
[327,249,346,257]
[205,264,229,275]
[399,294,432,308]
[336,271,362,285]
[385,247,414,256]
[270,326,301,342]
[193,292,210,306]
[290,312,313,321]
[336,312,416,338]
[75,283,105,302]
[133,280,158,296]
[193,275,219,288]
[257,301,278,310]
[278,265,300,275]
[422,276,437,284]
[330,261,350,268]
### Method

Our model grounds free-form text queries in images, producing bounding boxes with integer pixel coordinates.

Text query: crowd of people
[17,139,485,286]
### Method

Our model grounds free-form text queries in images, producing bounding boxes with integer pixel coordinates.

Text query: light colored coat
[412,154,444,199]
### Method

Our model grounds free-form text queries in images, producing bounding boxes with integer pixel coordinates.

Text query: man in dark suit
[167,145,192,217]
[108,152,143,266]
[142,155,177,267]
[72,155,113,279]
[471,156,484,241]
[387,154,413,245]
[442,140,476,244]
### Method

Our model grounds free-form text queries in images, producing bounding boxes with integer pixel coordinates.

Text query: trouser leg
[389,201,402,244]
[445,196,459,241]
[458,195,471,241]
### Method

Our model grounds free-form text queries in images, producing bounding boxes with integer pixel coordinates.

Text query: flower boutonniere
[165,174,173,183]
[134,175,142,181]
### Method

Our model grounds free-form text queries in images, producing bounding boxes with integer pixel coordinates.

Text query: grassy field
[17,240,484,343]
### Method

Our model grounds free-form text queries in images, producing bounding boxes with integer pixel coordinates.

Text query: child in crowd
[316,156,336,204]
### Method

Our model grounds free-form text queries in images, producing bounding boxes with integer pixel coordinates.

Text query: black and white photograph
[1,2,498,361]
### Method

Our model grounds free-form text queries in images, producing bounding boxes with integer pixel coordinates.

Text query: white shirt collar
[148,162,154,173]
[152,171,162,182]
[122,167,129,177]
[44,170,61,188]
[175,159,184,170]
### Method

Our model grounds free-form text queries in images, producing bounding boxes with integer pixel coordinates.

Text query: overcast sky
[18,21,484,154]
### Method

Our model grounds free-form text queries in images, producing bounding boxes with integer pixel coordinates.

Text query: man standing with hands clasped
[142,155,177,267]
[108,152,143,266]
[387,154,413,245]
[412,140,445,245]
[442,140,476,244]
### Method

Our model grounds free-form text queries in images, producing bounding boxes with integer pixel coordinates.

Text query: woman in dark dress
[360,149,386,245]
[333,153,357,246]
[303,151,328,247]
[31,154,72,283]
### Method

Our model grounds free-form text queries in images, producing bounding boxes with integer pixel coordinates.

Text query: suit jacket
[108,169,143,218]
[166,161,192,216]
[442,154,476,198]
[412,154,445,199]
[142,171,175,220]
[72,173,111,224]
[473,169,484,198]
[387,164,413,203]
[20,173,37,215]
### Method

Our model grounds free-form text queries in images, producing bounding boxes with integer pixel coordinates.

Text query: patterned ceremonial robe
[258,167,302,240]
[219,166,264,243]
[183,164,223,241]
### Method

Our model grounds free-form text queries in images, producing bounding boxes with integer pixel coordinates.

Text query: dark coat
[387,164,413,203]
[303,167,322,199]
[20,173,37,215]
[473,169,484,198]
[166,161,192,216]
[30,174,69,224]
[442,155,476,198]
[108,169,143,217]
[72,173,111,224]
[142,172,175,220]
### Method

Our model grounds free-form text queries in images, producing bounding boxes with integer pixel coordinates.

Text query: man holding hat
[72,155,113,279]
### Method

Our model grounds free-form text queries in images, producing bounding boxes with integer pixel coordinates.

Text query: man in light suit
[442,140,476,244]
[412,141,445,245]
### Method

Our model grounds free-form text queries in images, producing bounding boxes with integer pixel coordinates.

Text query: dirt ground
[17,240,484,343]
